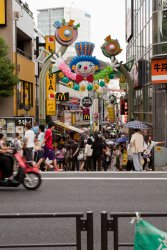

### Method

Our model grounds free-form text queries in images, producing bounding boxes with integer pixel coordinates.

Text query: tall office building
[37,7,91,58]
[126,0,167,141]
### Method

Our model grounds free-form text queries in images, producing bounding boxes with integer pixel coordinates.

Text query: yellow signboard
[45,36,55,53]
[107,106,115,122]
[45,36,56,115]
[46,71,56,115]
[0,0,6,25]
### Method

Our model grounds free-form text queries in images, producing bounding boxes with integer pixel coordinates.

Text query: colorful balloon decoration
[54,19,80,46]
[101,35,122,58]
[51,20,123,92]
[52,41,116,91]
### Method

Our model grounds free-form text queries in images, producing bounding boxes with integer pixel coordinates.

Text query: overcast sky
[26,0,126,62]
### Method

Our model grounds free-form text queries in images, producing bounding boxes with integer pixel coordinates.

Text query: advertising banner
[45,36,56,116]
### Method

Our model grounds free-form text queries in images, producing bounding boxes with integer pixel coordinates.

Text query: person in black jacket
[92,133,104,171]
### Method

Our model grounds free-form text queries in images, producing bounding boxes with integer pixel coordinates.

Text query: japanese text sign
[151,58,167,84]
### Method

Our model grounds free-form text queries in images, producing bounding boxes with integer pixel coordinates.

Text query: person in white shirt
[130,129,145,171]
[84,138,93,171]
[24,123,35,161]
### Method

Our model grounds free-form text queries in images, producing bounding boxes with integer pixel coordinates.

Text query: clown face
[75,61,96,77]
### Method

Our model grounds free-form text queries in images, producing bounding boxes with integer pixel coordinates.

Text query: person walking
[24,123,35,161]
[37,121,59,171]
[92,133,104,171]
[35,124,45,163]
[130,129,145,171]
[84,138,93,171]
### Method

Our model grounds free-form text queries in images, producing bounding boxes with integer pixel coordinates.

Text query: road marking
[41,171,167,174]
[42,177,167,180]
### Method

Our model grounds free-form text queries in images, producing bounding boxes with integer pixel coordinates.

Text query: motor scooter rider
[0,134,18,183]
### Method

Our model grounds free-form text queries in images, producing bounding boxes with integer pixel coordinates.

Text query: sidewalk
[155,165,167,171]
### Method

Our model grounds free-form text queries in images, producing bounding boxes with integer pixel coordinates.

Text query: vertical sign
[0,0,6,26]
[107,106,115,122]
[83,108,90,120]
[45,36,56,115]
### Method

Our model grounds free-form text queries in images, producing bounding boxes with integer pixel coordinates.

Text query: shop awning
[54,121,84,134]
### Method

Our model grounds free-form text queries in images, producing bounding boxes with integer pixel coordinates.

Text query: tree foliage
[0,37,18,97]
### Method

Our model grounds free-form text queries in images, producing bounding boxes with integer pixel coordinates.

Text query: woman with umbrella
[126,121,148,171]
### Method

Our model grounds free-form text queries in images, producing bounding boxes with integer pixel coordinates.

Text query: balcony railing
[17,48,32,60]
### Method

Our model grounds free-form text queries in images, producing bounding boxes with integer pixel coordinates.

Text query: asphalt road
[1,172,167,250]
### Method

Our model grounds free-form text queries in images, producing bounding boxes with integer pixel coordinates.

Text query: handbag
[143,149,151,159]
[77,150,86,161]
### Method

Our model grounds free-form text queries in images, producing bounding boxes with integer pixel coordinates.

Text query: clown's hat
[75,42,95,56]
[70,41,100,71]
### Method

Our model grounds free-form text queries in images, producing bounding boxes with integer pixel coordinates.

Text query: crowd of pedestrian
[0,121,165,172]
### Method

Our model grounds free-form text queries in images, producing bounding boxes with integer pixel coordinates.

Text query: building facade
[126,0,167,141]
[37,7,91,58]
[0,0,35,117]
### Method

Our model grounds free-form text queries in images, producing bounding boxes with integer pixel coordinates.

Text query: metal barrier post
[76,216,82,250]
[113,216,118,250]
[87,211,94,250]
[101,211,108,250]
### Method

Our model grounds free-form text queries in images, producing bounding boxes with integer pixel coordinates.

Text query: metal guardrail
[101,212,167,250]
[0,211,93,249]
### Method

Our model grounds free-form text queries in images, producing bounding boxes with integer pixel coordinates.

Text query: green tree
[0,37,18,96]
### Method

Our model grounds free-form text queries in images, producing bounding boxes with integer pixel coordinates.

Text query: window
[18,81,33,109]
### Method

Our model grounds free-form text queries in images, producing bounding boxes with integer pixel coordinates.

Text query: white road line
[41,171,167,174]
[42,177,167,180]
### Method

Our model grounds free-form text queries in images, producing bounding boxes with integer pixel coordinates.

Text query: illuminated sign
[0,0,6,26]
[151,58,167,84]
[56,92,69,101]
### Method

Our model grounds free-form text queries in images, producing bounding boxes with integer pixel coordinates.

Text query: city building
[126,0,167,168]
[37,6,91,58]
[126,0,167,141]
[0,0,36,117]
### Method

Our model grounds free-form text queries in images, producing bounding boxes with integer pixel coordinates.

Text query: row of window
[126,0,153,124]
[18,81,33,109]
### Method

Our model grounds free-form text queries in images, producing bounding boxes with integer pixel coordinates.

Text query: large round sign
[82,97,93,107]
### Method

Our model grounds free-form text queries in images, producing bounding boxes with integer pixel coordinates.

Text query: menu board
[0,117,34,142]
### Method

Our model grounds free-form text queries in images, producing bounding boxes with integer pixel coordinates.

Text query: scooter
[0,148,42,190]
